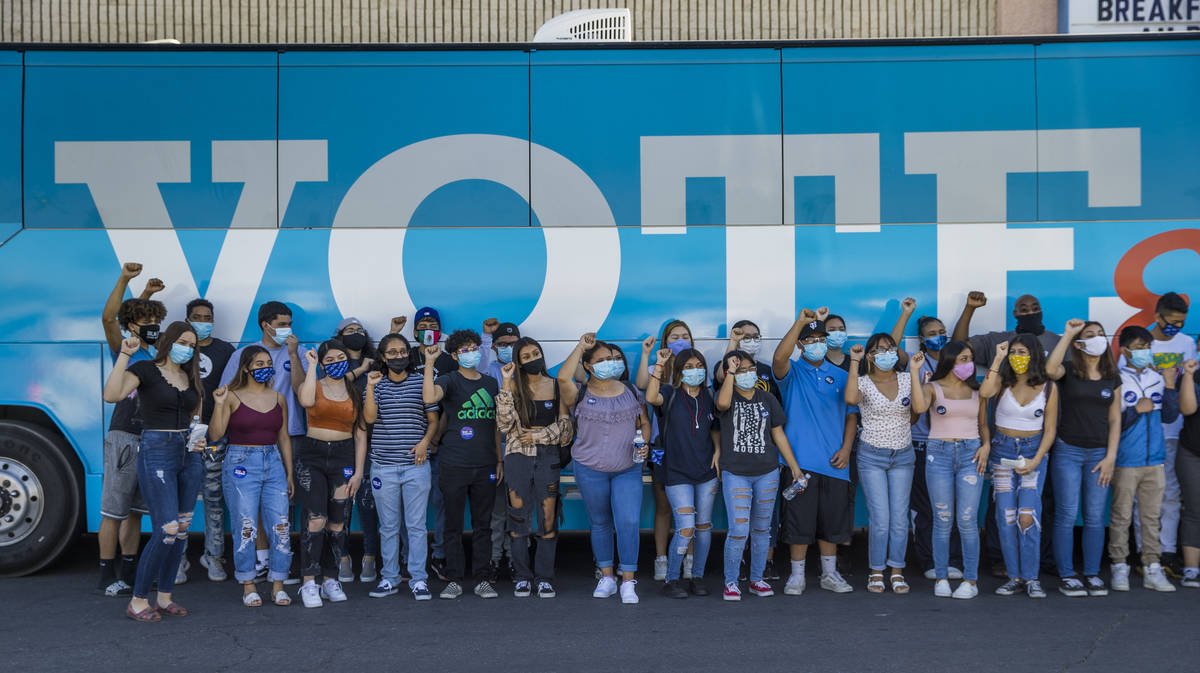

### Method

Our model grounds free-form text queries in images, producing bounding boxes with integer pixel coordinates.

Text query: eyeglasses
[870,347,898,356]
[383,349,409,357]
[456,346,481,355]
[801,337,826,345]
[342,327,365,335]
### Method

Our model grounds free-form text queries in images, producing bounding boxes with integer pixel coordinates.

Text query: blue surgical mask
[802,342,828,362]
[923,334,948,351]
[735,371,759,390]
[592,359,625,380]
[873,351,899,371]
[324,360,350,379]
[825,331,848,350]
[681,368,705,387]
[273,326,292,342]
[189,321,213,340]
[457,350,482,370]
[250,367,274,384]
[496,345,514,364]
[169,343,194,364]
[1129,348,1153,369]
[668,339,692,356]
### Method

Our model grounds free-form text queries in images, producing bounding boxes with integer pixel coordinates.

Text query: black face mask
[341,332,368,351]
[1015,311,1044,336]
[386,357,409,373]
[138,323,161,345]
[520,357,547,376]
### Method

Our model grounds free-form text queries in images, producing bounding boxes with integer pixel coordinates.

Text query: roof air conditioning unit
[533,9,632,42]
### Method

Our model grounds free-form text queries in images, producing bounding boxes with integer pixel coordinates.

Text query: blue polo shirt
[780,357,857,481]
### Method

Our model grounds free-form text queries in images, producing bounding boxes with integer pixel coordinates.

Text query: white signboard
[1068,0,1200,32]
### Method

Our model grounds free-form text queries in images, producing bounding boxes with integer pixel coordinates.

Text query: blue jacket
[1117,365,1180,468]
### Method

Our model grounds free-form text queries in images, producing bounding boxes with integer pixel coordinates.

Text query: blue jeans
[722,469,779,585]
[133,430,204,598]
[857,441,915,571]
[1051,440,1109,578]
[574,462,643,573]
[222,444,292,582]
[990,432,1047,581]
[664,478,719,581]
[925,439,985,581]
[372,461,432,585]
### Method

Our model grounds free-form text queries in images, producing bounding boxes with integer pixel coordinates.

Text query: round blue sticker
[1101,388,1113,399]
[1124,391,1138,404]
[1151,392,1163,404]
[901,397,911,407]
[282,360,291,372]
[1034,409,1044,417]
[825,376,835,384]
[343,466,354,479]
[461,426,475,440]
[372,476,382,490]
[761,409,770,418]
[544,401,554,408]
[233,465,247,479]
[936,405,947,415]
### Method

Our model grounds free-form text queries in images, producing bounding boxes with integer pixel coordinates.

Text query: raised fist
[995,342,1009,359]
[1064,318,1086,335]
[390,316,407,334]
[304,349,318,366]
[120,336,140,355]
[656,348,671,364]
[900,297,917,313]
[849,344,865,362]
[482,318,500,334]
[798,308,817,322]
[366,371,383,386]
[641,335,656,352]
[910,351,925,370]
[580,333,597,350]
[121,262,143,279]
[143,278,165,295]
[730,326,745,342]
[501,362,515,380]
[213,386,228,404]
[966,291,987,309]
[424,343,442,358]
[815,307,830,322]
[1184,360,1199,376]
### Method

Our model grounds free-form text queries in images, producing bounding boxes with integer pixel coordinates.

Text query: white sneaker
[175,557,190,585]
[199,554,227,582]
[820,570,854,593]
[593,576,618,599]
[320,578,348,602]
[784,574,806,596]
[948,567,964,580]
[653,556,668,581]
[682,554,694,579]
[1182,569,1200,588]
[1111,563,1131,592]
[620,579,639,604]
[952,582,979,600]
[934,579,952,597]
[1143,564,1177,592]
[300,580,323,608]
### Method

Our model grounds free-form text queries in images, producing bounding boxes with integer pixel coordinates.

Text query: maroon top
[228,398,283,446]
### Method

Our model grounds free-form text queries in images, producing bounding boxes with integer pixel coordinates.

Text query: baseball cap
[797,320,828,341]
[414,306,441,327]
[336,316,363,333]
[495,322,520,339]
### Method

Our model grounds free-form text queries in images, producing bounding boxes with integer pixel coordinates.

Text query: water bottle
[782,472,812,500]
[186,415,208,453]
[632,429,646,464]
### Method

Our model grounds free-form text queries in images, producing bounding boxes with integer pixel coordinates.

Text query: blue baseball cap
[414,306,441,327]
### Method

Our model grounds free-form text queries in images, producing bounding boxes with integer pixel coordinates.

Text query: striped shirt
[365,375,438,466]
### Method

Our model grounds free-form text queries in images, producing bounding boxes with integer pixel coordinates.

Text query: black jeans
[295,437,354,579]
[439,463,496,583]
[504,448,561,583]
[911,444,962,572]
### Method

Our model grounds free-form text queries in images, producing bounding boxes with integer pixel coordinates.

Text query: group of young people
[97,261,1200,620]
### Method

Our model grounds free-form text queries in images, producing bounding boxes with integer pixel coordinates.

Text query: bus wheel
[0,421,82,576]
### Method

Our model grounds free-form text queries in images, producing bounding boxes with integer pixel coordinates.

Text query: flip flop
[243,592,262,607]
[156,601,189,616]
[273,590,291,606]
[126,604,162,622]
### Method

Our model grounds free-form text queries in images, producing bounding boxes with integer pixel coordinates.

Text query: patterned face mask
[1007,353,1030,375]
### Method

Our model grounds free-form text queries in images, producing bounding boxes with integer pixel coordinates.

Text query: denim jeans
[200,438,227,559]
[372,461,431,585]
[133,430,204,598]
[356,459,380,558]
[990,432,1047,581]
[1051,440,1110,578]
[222,444,292,582]
[857,441,915,571]
[722,469,779,585]
[911,442,963,573]
[925,439,985,581]
[664,478,719,581]
[574,462,643,573]
[504,448,561,583]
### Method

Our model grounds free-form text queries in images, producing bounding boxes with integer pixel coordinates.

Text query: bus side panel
[0,51,19,242]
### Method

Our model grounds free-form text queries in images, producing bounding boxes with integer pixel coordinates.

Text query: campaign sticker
[825,376,835,384]
[282,359,291,372]
[343,466,354,479]
[233,465,247,479]
[936,405,947,415]
[1151,392,1163,404]
[587,397,597,404]
[1124,391,1138,404]
[461,426,475,440]
[1034,409,1044,417]
[761,409,770,418]
[372,477,382,490]
[901,397,911,407]
[544,400,555,408]
[1100,388,1113,400]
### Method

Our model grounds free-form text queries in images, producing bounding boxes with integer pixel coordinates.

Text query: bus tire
[0,420,82,576]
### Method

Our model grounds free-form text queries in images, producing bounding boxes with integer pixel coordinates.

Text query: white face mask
[1075,335,1108,357]
[740,337,761,356]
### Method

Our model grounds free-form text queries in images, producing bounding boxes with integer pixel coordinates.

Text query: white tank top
[857,372,913,450]
[994,385,1048,432]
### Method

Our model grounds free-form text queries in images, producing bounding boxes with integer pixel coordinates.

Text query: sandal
[273,590,291,606]
[156,601,189,617]
[890,574,910,594]
[126,603,162,622]
[867,572,885,593]
[243,591,262,608]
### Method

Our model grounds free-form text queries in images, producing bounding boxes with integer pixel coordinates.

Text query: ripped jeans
[222,445,292,582]
[925,439,985,581]
[294,437,355,579]
[722,469,779,585]
[504,448,561,583]
[133,430,204,598]
[664,478,719,581]
[989,432,1047,581]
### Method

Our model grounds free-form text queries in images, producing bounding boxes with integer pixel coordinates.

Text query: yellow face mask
[1008,353,1030,375]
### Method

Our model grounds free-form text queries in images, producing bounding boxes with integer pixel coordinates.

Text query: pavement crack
[1061,613,1126,672]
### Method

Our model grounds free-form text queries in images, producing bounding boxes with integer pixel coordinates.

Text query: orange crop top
[308,384,356,434]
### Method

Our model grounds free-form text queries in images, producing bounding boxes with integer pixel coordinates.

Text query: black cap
[797,319,827,341]
[495,322,520,339]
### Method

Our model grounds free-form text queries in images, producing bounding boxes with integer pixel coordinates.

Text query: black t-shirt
[435,371,499,468]
[1181,382,1200,457]
[719,388,787,477]
[1057,370,1120,449]
[655,385,718,486]
[128,360,201,430]
[712,361,782,403]
[826,355,853,373]
[197,338,235,424]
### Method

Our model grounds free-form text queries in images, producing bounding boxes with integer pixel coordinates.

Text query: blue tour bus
[0,33,1197,575]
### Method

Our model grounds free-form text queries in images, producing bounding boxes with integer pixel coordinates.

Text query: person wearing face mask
[103,322,204,621]
[97,263,167,597]
[333,316,378,383]
[1045,319,1122,597]
[979,335,1060,598]
[771,310,859,596]
[560,333,653,604]
[846,335,929,594]
[220,301,309,440]
[646,347,720,598]
[716,320,781,402]
[1176,359,1200,588]
[422,330,503,600]
[361,334,440,601]
[294,341,364,608]
[476,319,520,580]
[890,299,965,580]
[822,311,852,371]
[1108,326,1181,592]
[207,346,294,607]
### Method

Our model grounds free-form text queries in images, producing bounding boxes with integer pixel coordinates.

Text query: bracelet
[988,368,999,374]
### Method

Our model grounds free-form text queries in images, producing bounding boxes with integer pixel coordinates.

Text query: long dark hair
[511,337,555,428]
[998,333,1048,389]
[859,332,898,376]
[929,340,980,390]
[375,333,414,374]
[228,345,270,392]
[670,347,708,387]
[152,321,204,417]
[318,339,366,430]
[1069,321,1119,381]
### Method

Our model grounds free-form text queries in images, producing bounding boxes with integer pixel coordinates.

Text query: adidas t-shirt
[434,371,500,468]
[366,374,439,467]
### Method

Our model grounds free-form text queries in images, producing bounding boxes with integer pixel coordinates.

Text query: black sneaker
[1058,576,1087,597]
[536,581,556,599]
[430,557,449,582]
[1084,575,1108,596]
[661,580,688,599]
[1026,579,1046,599]
[763,559,780,581]
[994,578,1024,596]
[688,578,710,596]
